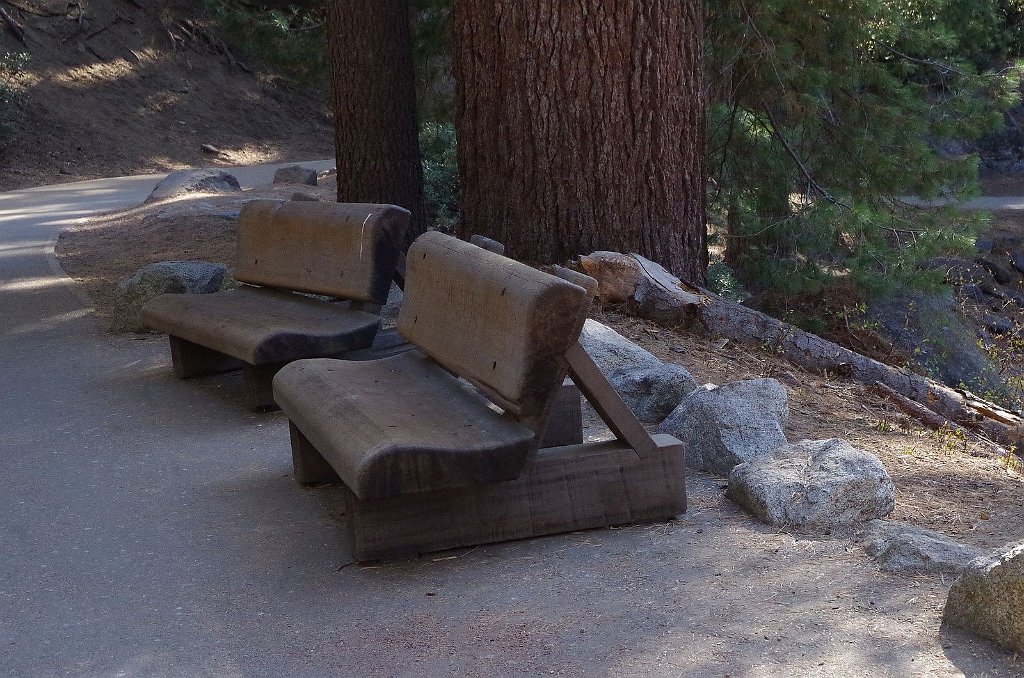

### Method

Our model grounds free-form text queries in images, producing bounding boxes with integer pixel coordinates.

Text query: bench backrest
[398,232,593,421]
[234,201,408,304]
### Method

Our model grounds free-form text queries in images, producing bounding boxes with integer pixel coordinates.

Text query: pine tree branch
[762,108,850,210]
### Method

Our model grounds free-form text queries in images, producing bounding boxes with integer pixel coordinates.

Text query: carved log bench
[141,200,408,409]
[273,231,687,561]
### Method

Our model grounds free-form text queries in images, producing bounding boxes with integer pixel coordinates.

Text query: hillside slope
[0,0,332,191]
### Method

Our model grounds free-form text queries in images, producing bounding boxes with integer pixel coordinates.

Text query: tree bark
[452,0,707,283]
[326,0,426,250]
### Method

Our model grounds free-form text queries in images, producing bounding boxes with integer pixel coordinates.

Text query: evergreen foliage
[419,121,459,230]
[707,0,1023,307]
[201,0,326,84]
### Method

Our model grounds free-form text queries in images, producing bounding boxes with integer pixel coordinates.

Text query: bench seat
[274,351,535,499]
[142,286,380,366]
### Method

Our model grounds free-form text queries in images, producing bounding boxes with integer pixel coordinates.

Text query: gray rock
[958,283,986,302]
[863,520,984,575]
[977,256,1018,284]
[145,169,241,203]
[273,165,318,186]
[944,540,1024,653]
[922,257,998,291]
[867,292,1001,394]
[1010,249,1024,275]
[579,319,698,423]
[290,191,321,202]
[111,261,227,333]
[992,236,1024,253]
[726,439,895,531]
[659,379,789,475]
[983,313,1014,335]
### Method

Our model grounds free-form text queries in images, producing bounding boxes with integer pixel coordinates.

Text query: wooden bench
[273,231,687,561]
[141,200,408,409]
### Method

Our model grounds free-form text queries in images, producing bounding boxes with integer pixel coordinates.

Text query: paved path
[908,195,1024,210]
[0,167,1017,677]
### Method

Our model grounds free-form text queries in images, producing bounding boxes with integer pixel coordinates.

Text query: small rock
[579,319,698,423]
[726,438,895,531]
[290,191,321,202]
[578,252,641,303]
[273,165,318,186]
[200,143,224,156]
[659,379,789,475]
[146,169,241,203]
[944,540,1024,653]
[112,261,227,333]
[863,520,984,575]
[983,313,1014,334]
[922,257,998,290]
[977,256,1018,285]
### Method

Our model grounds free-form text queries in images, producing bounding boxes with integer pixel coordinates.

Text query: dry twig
[0,5,28,45]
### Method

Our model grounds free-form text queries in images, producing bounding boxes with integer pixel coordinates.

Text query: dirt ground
[0,0,333,193]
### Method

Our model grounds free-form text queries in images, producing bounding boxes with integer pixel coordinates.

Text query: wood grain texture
[233,200,407,304]
[452,0,707,282]
[142,286,380,365]
[344,436,687,562]
[537,379,583,448]
[398,232,592,420]
[274,351,537,499]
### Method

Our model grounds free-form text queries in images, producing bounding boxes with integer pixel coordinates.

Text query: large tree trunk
[453,0,707,283]
[326,0,425,250]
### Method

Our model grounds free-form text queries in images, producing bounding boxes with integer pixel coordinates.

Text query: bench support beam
[169,336,242,379]
[537,378,583,448]
[291,422,341,484]
[242,363,286,411]
[343,436,686,562]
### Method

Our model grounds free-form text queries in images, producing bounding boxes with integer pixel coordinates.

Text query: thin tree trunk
[326,0,425,250]
[453,0,707,283]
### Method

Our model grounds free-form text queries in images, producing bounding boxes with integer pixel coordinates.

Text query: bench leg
[290,422,340,485]
[242,363,285,411]
[169,336,242,379]
[538,379,584,448]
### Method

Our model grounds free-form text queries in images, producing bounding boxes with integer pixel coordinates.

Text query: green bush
[0,52,29,143]
[419,121,459,230]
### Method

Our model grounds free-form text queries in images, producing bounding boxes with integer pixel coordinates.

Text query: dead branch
[868,381,1013,458]
[0,5,28,45]
[591,252,1024,451]
[2,0,60,17]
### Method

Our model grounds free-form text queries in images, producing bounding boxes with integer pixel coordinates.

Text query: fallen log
[579,251,1024,452]
[868,381,1012,458]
